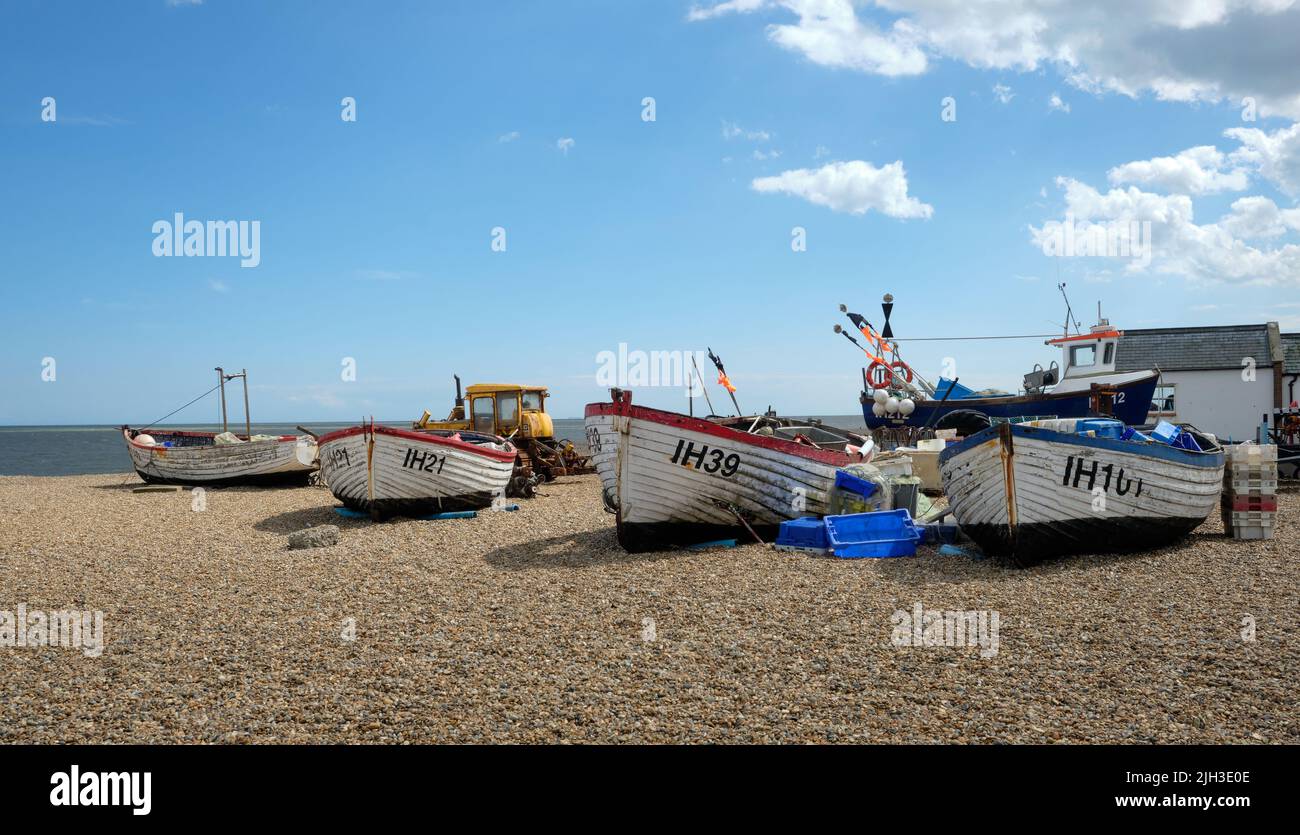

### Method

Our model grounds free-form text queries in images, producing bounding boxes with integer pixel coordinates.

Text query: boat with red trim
[584,390,871,552]
[317,422,517,520]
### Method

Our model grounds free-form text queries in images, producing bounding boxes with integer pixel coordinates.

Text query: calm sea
[0,415,871,477]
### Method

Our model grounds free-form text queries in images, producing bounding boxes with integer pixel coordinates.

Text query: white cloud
[722,120,771,141]
[1031,177,1300,286]
[751,159,933,218]
[813,144,831,158]
[1225,121,1300,196]
[208,279,229,293]
[765,0,927,76]
[167,0,203,6]
[753,148,782,160]
[556,137,574,154]
[1107,145,1250,195]
[1218,195,1300,239]
[687,0,768,21]
[690,0,1300,117]
[1048,92,1070,113]
[497,130,520,143]
[992,83,1015,104]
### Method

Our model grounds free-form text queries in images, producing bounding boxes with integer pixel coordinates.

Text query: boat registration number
[669,439,741,477]
[1062,455,1144,497]
[328,447,352,468]
[403,447,447,474]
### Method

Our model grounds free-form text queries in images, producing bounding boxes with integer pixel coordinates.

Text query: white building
[1114,322,1285,442]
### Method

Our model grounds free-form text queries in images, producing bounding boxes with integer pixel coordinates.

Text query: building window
[1149,384,1176,416]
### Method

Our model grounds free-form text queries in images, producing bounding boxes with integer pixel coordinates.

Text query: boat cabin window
[1102,341,1115,365]
[471,396,496,433]
[1070,344,1096,368]
[521,391,542,411]
[497,393,519,428]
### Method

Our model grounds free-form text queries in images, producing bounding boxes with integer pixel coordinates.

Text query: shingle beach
[1,473,1294,743]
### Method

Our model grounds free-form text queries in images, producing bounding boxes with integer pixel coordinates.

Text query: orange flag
[717,372,736,394]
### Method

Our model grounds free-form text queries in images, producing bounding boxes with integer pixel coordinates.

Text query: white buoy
[899,398,916,416]
[135,434,157,446]
[872,402,886,417]
[872,389,889,406]
[885,396,900,413]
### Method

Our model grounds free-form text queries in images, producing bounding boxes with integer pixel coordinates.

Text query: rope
[891,333,1062,341]
[139,383,223,431]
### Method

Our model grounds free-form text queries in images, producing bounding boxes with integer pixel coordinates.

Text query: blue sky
[2,0,1297,424]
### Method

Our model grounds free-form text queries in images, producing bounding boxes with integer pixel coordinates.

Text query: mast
[215,367,228,433]
[240,368,251,439]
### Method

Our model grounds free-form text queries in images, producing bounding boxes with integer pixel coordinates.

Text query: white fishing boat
[584,391,870,552]
[317,422,516,520]
[122,427,317,486]
[122,367,316,486]
[939,420,1225,566]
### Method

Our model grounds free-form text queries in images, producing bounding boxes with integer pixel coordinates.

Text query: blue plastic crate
[1151,420,1180,444]
[833,469,878,498]
[824,509,920,559]
[775,517,830,551]
[1121,426,1151,443]
[1076,418,1124,439]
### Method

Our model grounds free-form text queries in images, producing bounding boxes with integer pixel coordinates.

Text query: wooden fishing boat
[584,390,869,552]
[939,421,1224,566]
[122,427,317,486]
[317,422,516,520]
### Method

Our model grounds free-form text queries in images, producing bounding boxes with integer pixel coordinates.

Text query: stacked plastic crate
[1221,443,1278,540]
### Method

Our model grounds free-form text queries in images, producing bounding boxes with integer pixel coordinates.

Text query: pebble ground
[0,473,1294,743]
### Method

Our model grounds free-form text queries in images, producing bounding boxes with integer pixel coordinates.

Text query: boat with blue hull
[869,369,1160,430]
[838,295,1162,430]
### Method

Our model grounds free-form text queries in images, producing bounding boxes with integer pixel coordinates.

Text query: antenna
[1058,282,1081,336]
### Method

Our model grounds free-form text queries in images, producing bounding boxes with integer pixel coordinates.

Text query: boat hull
[939,422,1224,566]
[584,394,859,552]
[863,370,1160,429]
[123,428,316,487]
[317,424,516,520]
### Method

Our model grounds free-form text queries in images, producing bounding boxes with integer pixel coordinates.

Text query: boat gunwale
[317,424,517,463]
[584,400,859,466]
[940,422,1226,468]
[121,426,302,450]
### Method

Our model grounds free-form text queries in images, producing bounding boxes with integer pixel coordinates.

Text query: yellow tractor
[413,376,594,497]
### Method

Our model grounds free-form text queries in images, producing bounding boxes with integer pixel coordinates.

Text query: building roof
[1284,333,1300,375]
[1114,324,1274,372]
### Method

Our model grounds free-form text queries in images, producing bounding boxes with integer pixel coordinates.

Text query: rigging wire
[139,382,223,431]
[890,333,1062,341]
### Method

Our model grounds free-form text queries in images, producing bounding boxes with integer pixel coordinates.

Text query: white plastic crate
[1224,476,1279,494]
[1226,442,1278,464]
[1227,461,1279,479]
[1228,523,1276,541]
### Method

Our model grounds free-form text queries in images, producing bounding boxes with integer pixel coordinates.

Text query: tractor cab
[412,375,593,491]
[464,383,553,439]
[413,376,552,440]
